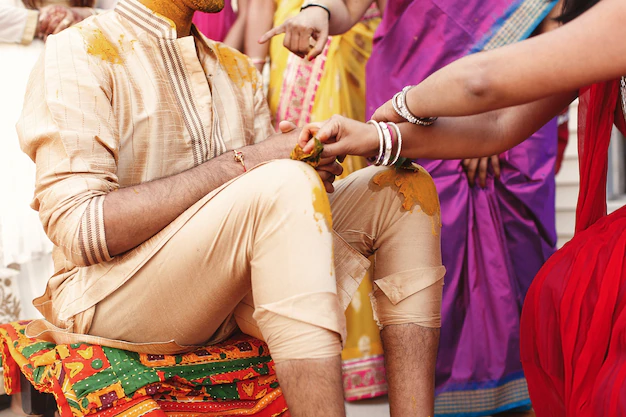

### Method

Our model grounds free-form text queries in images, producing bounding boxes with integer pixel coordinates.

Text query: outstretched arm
[302,90,576,161]
[373,0,626,121]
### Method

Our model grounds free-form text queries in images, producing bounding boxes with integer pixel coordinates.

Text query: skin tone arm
[463,0,564,188]
[243,0,275,72]
[222,0,248,50]
[258,0,374,59]
[375,0,626,121]
[299,0,626,162]
[300,91,576,162]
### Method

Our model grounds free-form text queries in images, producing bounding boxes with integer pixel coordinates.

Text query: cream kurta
[17,0,371,348]
[18,0,276,330]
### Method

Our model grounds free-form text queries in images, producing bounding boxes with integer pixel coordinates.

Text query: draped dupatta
[521,81,626,416]
[575,80,621,233]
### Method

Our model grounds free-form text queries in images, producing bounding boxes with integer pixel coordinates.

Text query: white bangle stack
[392,86,437,126]
[367,120,403,167]
[387,122,402,165]
[379,122,393,166]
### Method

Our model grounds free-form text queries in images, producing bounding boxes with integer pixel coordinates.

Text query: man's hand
[461,155,501,188]
[316,157,343,193]
[258,6,330,60]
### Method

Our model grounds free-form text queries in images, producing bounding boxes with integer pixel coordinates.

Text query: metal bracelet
[387,122,402,165]
[379,122,393,166]
[392,86,438,126]
[300,3,331,20]
[367,120,384,165]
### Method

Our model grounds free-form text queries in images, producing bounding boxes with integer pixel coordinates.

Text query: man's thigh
[88,167,271,346]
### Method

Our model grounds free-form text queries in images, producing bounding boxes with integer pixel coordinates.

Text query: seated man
[16,0,445,415]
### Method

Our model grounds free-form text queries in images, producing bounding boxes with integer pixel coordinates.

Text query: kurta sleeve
[17,28,119,267]
[0,4,38,44]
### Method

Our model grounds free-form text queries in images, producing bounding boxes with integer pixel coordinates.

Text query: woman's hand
[298,115,379,160]
[38,5,93,39]
[461,155,501,188]
[258,6,330,60]
[371,94,405,123]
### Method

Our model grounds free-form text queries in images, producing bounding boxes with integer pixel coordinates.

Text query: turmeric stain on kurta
[118,34,137,53]
[84,28,121,64]
[213,43,255,88]
[372,164,442,235]
[312,185,333,233]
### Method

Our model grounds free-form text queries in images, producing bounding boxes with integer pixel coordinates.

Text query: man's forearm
[103,136,289,257]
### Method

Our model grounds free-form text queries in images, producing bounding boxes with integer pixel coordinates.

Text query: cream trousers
[87,160,444,362]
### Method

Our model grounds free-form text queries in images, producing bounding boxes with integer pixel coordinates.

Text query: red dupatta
[522,79,626,417]
[575,80,624,233]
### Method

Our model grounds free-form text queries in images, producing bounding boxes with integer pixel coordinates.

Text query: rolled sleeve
[17,29,119,267]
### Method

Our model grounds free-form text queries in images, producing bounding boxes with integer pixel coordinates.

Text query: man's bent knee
[248,292,345,364]
[371,266,446,329]
[252,160,322,195]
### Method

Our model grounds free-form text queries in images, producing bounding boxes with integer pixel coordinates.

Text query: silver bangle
[379,122,393,166]
[367,120,384,165]
[392,86,437,126]
[387,122,402,165]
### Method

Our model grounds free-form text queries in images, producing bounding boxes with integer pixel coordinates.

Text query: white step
[557,236,572,248]
[608,198,626,214]
[555,158,579,186]
[555,209,576,238]
[555,183,579,209]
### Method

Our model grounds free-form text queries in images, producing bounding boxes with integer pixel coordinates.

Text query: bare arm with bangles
[298,0,626,165]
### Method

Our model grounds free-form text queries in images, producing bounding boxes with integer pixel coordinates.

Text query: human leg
[329,165,444,417]
[88,160,346,416]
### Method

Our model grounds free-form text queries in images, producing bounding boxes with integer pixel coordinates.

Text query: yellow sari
[268,1,386,401]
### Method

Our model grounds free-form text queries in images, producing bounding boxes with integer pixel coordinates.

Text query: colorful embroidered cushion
[0,321,288,416]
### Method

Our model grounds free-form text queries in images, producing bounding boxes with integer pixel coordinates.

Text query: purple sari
[366,0,558,415]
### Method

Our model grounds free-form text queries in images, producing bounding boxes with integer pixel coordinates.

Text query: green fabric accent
[32,366,46,385]
[157,356,272,384]
[71,347,159,398]
[20,342,55,359]
[91,359,104,370]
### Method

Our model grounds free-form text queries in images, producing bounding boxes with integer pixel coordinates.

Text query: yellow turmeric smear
[84,28,121,64]
[312,185,333,233]
[372,164,442,236]
[118,34,137,53]
[213,43,255,88]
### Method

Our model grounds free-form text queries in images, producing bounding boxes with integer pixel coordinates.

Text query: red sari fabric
[520,80,626,416]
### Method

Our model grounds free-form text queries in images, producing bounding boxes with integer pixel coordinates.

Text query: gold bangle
[233,149,246,172]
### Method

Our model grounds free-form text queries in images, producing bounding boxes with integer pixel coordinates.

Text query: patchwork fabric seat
[0,321,288,416]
